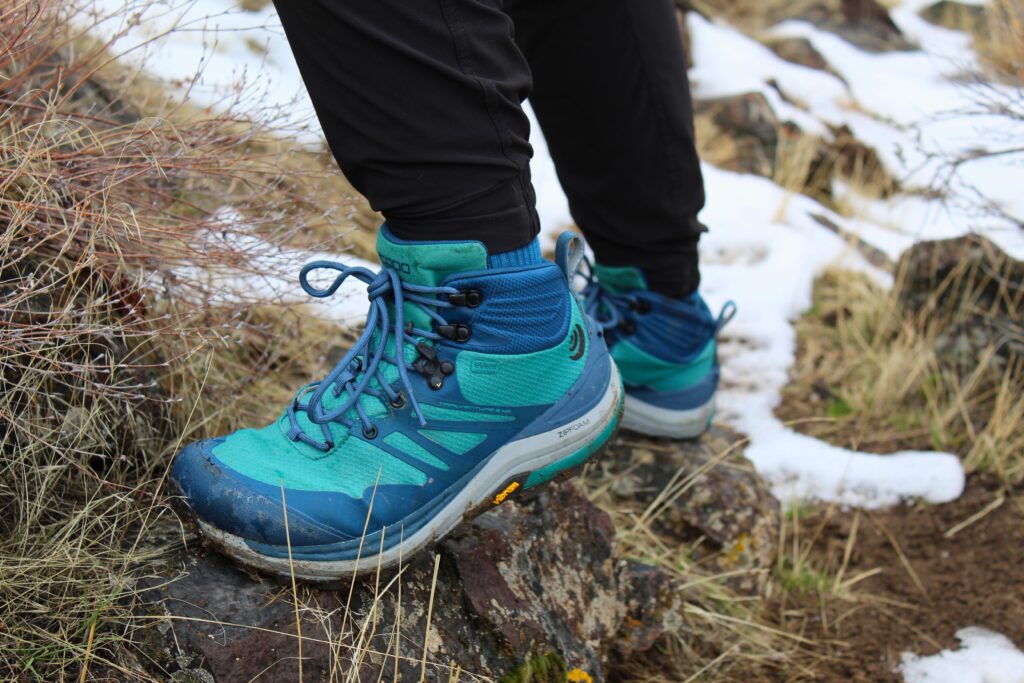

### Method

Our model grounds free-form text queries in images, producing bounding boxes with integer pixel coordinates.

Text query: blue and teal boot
[583,263,734,439]
[171,228,622,579]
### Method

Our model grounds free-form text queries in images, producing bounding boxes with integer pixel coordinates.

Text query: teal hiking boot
[583,263,734,439]
[171,229,622,579]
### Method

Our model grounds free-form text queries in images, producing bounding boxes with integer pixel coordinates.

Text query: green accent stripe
[383,432,449,471]
[592,263,648,294]
[419,430,487,455]
[419,403,515,423]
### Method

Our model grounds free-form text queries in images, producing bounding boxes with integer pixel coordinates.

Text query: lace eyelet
[631,299,651,314]
[448,289,482,308]
[362,425,379,440]
[437,323,472,342]
[390,393,406,409]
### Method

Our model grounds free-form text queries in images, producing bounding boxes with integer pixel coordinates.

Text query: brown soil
[777,474,1024,681]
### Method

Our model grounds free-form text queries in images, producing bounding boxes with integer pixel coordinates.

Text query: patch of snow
[900,627,1024,683]
[832,182,980,260]
[697,166,964,507]
[767,14,1024,258]
[688,15,844,135]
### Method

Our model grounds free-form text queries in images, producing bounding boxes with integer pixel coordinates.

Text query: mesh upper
[448,264,570,355]
[212,424,426,495]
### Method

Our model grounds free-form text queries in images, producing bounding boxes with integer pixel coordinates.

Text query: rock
[763,36,837,75]
[694,94,892,202]
[140,483,683,683]
[934,315,1024,378]
[919,0,988,35]
[896,235,1023,322]
[805,123,895,202]
[695,92,780,177]
[589,426,780,596]
[896,235,1023,374]
[687,0,914,53]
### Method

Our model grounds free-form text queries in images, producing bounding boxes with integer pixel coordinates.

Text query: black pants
[274,0,705,297]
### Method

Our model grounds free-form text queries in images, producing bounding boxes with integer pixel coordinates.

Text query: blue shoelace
[581,262,737,335]
[285,261,459,452]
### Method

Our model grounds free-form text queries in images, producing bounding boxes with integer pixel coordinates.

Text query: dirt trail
[784,476,1024,681]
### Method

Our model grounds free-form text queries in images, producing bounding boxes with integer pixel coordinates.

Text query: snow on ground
[688,8,1024,259]
[696,167,965,507]
[87,0,1024,507]
[899,627,1024,683]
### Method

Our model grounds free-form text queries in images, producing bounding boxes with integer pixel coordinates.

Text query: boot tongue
[593,264,649,294]
[375,227,488,329]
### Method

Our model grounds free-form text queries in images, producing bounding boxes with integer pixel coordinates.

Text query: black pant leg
[273,0,539,253]
[507,0,705,297]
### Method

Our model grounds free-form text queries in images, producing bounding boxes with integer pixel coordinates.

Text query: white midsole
[620,393,715,439]
[198,372,622,579]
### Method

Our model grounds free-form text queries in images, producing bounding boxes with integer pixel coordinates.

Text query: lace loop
[581,258,736,337]
[287,260,458,451]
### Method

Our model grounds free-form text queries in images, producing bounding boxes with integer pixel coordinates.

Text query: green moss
[775,558,832,595]
[825,396,853,418]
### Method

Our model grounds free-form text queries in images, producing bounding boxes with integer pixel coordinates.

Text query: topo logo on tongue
[380,255,411,274]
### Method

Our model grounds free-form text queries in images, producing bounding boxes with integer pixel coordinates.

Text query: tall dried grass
[779,259,1024,487]
[0,1,353,678]
[979,0,1024,82]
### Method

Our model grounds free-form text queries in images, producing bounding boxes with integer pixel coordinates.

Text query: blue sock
[487,239,543,269]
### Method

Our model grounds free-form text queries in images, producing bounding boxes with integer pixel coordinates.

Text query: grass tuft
[778,250,1024,486]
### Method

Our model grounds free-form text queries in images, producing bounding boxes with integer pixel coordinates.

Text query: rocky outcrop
[694,92,893,203]
[919,0,988,35]
[896,235,1023,376]
[680,0,914,52]
[763,36,838,75]
[141,484,677,682]
[695,92,781,177]
[140,430,778,682]
[591,426,780,596]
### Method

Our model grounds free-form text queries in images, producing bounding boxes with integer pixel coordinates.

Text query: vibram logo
[568,323,586,361]
[492,481,520,505]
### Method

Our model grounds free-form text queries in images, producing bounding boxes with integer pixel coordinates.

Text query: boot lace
[284,260,460,452]
[581,260,737,334]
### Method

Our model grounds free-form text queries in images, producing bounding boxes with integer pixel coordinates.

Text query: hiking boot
[171,228,622,579]
[583,263,733,439]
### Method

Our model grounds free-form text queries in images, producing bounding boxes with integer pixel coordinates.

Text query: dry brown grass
[583,440,800,682]
[976,0,1024,83]
[0,1,364,679]
[778,263,1024,487]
